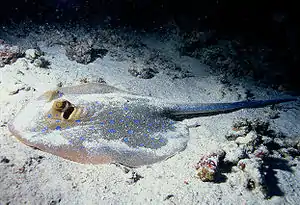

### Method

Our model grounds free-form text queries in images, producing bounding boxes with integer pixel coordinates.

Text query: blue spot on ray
[55,126,61,130]
[123,137,129,142]
[127,130,134,134]
[58,91,64,97]
[108,129,116,133]
[41,127,48,133]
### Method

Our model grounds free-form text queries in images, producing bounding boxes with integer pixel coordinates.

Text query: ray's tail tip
[283,96,298,102]
[270,97,298,104]
[272,96,298,105]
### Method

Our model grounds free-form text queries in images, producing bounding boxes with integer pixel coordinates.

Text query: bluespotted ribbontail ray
[8,83,297,167]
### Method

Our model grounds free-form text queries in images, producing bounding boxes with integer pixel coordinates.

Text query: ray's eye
[53,100,67,111]
[52,100,76,120]
[53,100,72,112]
[54,101,66,111]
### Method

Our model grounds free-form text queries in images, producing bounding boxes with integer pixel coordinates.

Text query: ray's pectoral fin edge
[58,83,132,95]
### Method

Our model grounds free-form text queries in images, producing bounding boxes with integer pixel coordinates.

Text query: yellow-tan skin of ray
[40,90,85,130]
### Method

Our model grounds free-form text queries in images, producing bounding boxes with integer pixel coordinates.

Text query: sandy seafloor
[0,25,300,205]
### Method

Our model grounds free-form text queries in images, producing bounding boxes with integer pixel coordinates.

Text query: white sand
[1,26,300,205]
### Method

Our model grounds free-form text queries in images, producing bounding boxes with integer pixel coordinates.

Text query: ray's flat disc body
[8,84,189,167]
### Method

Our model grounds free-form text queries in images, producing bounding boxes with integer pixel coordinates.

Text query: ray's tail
[166,97,297,117]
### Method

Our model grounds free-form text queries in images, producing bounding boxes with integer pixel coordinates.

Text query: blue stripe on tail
[168,97,297,116]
